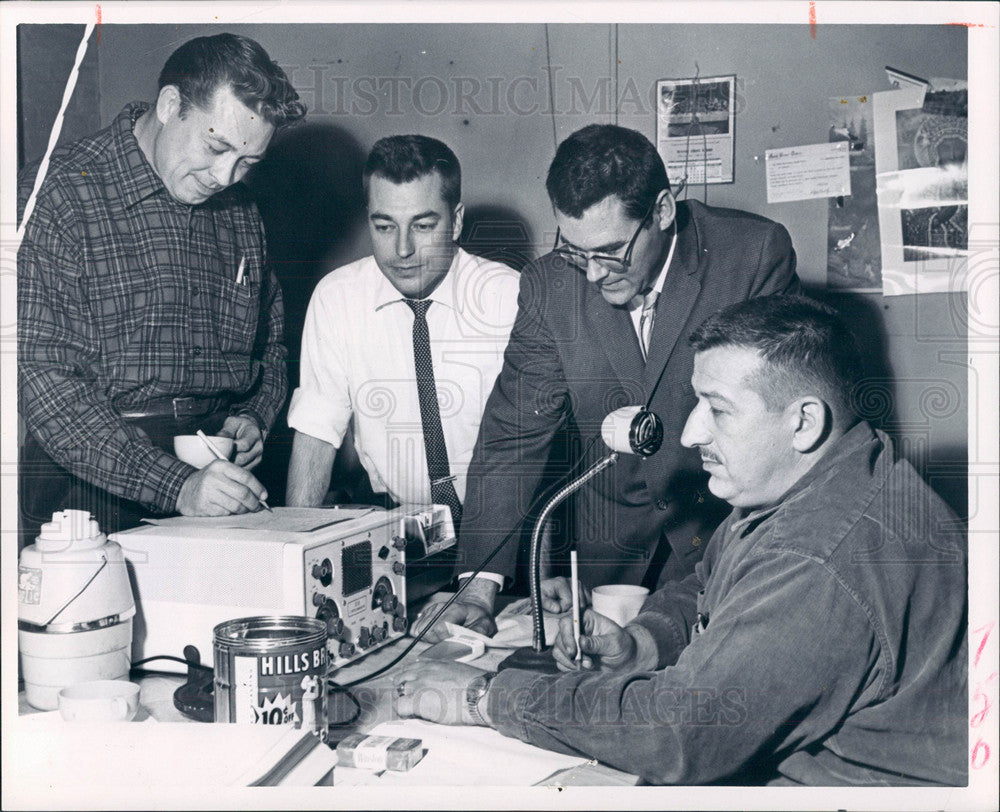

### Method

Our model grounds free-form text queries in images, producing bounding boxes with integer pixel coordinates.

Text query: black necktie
[404,299,462,528]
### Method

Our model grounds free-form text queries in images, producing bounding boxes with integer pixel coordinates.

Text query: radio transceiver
[112,506,454,673]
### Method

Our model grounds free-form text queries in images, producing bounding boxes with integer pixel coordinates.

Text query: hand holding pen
[193,429,273,515]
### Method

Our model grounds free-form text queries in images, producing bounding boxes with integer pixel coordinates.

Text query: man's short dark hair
[362,135,462,210]
[158,34,306,128]
[689,295,864,424]
[545,124,670,220]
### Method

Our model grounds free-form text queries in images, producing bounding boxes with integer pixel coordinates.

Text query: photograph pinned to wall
[827,94,882,291]
[873,82,968,296]
[656,75,735,187]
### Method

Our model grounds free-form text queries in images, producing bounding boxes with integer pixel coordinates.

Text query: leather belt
[118,395,230,421]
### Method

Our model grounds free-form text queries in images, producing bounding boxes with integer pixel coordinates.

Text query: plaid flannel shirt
[18,103,287,513]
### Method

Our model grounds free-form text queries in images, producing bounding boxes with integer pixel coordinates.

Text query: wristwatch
[465,672,495,726]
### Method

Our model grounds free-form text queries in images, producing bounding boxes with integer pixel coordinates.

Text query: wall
[17,22,970,514]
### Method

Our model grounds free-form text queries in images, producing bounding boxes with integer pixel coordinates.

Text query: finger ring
[395,681,407,698]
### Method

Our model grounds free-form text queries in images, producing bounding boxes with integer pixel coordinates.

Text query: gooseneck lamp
[498,406,664,673]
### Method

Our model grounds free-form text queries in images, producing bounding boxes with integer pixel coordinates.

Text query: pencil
[571,549,582,666]
[196,429,272,512]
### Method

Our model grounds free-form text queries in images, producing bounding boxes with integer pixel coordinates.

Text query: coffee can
[214,616,329,740]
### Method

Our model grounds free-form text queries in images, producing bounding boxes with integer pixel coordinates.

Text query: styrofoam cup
[591,584,650,627]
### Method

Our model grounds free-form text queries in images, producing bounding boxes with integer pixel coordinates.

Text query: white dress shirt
[288,248,520,507]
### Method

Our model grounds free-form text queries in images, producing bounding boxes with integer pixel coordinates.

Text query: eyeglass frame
[551,200,657,273]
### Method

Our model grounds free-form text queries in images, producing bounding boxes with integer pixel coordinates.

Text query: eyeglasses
[551,202,655,274]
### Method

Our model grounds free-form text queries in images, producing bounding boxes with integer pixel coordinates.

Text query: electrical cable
[131,654,212,673]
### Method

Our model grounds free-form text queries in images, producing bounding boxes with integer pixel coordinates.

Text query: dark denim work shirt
[487,422,968,785]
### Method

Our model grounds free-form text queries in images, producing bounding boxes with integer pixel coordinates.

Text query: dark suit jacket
[458,199,800,590]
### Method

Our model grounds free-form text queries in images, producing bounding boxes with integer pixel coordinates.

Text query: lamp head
[601,406,663,457]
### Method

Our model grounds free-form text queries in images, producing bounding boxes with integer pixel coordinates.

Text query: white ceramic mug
[173,435,235,468]
[58,680,140,722]
[591,585,650,627]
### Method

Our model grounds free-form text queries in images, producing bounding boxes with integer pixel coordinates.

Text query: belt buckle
[172,397,194,420]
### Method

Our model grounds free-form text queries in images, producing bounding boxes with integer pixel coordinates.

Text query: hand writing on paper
[553,609,639,672]
[176,461,269,516]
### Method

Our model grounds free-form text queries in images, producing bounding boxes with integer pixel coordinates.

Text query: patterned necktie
[639,290,659,361]
[404,299,463,528]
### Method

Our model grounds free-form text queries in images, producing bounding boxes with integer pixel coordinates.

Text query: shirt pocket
[214,272,258,356]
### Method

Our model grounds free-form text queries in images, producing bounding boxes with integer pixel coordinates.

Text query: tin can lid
[213,615,327,649]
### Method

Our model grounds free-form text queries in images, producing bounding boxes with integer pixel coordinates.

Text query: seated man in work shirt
[18,34,305,545]
[394,295,968,786]
[286,135,519,525]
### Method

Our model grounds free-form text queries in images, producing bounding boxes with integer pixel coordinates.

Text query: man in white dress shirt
[286,135,519,519]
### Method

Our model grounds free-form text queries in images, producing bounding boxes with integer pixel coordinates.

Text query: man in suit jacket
[418,124,800,640]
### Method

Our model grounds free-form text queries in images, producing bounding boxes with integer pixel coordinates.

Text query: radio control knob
[311,558,333,587]
[378,545,390,560]
[392,562,405,575]
[358,627,371,649]
[373,625,386,642]
[392,535,406,551]
[392,616,407,632]
[338,641,355,658]
[312,592,326,607]
[315,598,344,639]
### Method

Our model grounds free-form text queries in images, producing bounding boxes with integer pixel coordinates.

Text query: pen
[235,255,246,286]
[571,549,582,667]
[196,429,272,512]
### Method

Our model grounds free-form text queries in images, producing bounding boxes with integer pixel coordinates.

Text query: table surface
[18,594,637,785]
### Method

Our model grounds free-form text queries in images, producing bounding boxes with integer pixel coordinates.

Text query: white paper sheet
[142,506,377,533]
[765,141,851,204]
[10,716,336,787]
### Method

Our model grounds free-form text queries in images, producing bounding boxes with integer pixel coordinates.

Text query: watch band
[465,672,495,726]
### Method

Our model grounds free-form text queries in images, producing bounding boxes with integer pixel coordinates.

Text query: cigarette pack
[335,733,424,772]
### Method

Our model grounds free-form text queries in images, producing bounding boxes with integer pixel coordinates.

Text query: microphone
[601,406,664,457]
[498,406,663,673]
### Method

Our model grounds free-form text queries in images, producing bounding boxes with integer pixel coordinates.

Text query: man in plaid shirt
[18,34,305,545]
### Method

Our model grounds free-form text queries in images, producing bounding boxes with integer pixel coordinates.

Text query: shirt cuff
[228,406,265,436]
[287,387,349,448]
[629,609,689,669]
[458,572,505,589]
[130,448,197,514]
[485,667,549,743]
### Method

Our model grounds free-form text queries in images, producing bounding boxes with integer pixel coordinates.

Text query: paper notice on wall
[765,142,851,204]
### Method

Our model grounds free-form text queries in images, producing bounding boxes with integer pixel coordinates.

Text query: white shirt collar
[629,224,678,311]
[374,246,464,312]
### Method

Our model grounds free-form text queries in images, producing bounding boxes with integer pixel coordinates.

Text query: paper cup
[591,585,650,627]
[173,435,234,468]
[58,680,140,722]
